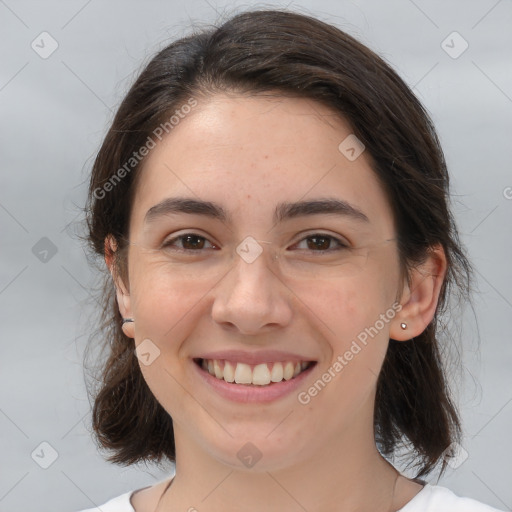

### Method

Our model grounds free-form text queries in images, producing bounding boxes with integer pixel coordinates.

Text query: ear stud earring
[400,322,407,330]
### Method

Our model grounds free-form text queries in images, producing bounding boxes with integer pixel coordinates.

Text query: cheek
[127,259,199,415]
[322,273,397,376]
[320,277,389,338]
[311,280,394,411]
[128,256,206,344]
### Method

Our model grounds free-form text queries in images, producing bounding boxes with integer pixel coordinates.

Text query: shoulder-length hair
[84,8,473,478]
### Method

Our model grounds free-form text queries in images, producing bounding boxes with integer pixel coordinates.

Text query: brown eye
[162,233,216,252]
[306,235,331,251]
[292,234,348,253]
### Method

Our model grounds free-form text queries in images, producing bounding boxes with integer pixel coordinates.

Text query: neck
[157,416,403,511]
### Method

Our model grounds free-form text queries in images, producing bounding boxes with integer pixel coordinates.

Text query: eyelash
[161,232,349,254]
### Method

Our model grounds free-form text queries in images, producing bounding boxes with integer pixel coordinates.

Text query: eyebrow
[144,196,370,225]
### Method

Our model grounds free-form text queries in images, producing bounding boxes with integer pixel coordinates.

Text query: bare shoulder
[130,476,174,512]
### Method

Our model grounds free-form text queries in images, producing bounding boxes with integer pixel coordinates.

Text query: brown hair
[84,8,473,478]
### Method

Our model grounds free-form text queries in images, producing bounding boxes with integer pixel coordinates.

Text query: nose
[210,241,293,335]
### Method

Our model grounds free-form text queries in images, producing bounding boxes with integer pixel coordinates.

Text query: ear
[390,244,447,341]
[105,235,134,338]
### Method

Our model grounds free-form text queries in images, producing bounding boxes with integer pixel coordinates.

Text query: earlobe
[104,235,135,338]
[117,288,135,338]
[390,244,447,341]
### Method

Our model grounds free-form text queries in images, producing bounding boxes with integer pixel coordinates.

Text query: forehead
[130,93,395,235]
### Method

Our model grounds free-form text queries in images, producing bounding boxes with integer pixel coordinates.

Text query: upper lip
[194,349,317,366]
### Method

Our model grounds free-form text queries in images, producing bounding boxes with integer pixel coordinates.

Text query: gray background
[1,0,511,511]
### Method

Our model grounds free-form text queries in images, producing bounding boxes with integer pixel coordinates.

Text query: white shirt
[77,482,507,511]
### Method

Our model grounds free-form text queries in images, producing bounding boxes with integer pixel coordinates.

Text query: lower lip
[192,360,316,403]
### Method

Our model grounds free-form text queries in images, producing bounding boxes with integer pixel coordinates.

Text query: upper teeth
[201,359,310,386]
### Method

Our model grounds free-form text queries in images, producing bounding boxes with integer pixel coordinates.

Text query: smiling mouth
[193,358,317,386]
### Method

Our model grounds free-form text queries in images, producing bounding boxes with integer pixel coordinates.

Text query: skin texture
[106,93,446,511]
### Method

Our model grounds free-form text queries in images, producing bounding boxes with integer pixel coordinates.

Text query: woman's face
[120,93,404,470]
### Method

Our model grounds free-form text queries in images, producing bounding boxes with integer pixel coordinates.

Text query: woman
[79,8,505,512]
